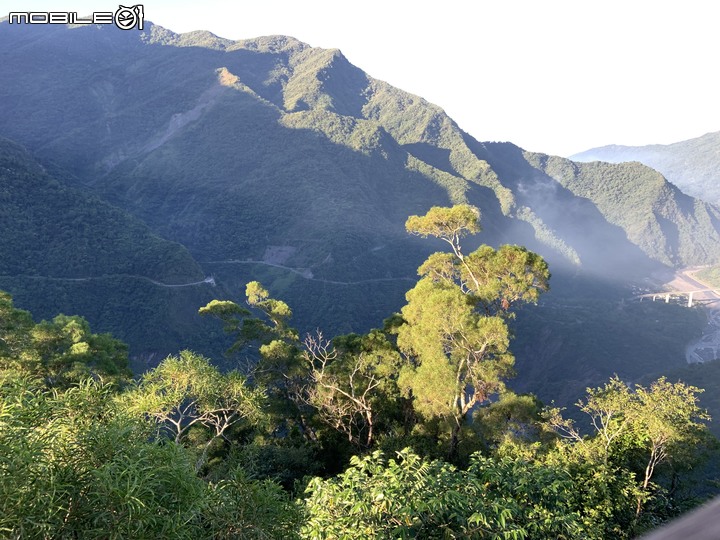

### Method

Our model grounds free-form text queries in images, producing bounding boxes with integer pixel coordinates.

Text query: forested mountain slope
[1,22,718,280]
[523,153,720,267]
[0,21,716,391]
[572,131,720,205]
[0,138,219,368]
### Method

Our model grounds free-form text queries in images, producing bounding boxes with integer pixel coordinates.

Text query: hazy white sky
[13,1,720,156]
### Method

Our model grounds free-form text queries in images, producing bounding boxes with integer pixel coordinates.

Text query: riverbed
[686,307,720,363]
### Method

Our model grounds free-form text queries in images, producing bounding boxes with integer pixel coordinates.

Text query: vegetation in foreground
[1,206,717,539]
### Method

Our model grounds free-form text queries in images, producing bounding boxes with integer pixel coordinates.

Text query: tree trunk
[366,411,374,448]
[195,437,215,474]
[297,413,318,442]
[637,452,658,516]
[448,422,462,461]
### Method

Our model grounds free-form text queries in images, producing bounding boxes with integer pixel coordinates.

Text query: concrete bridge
[636,288,720,307]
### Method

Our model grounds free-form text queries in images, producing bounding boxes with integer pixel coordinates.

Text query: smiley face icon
[114,5,143,30]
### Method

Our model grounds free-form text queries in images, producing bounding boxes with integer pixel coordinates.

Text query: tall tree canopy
[545,376,711,519]
[0,291,129,388]
[398,205,550,456]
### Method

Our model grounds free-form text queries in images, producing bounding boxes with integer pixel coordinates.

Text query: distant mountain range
[571,131,720,205]
[0,21,715,404]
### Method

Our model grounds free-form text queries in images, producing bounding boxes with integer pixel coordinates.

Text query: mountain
[0,138,202,282]
[521,153,720,267]
[0,21,715,406]
[571,131,720,205]
[0,137,221,370]
[2,22,718,278]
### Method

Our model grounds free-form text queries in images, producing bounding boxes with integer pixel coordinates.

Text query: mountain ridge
[2,20,715,274]
[571,131,720,205]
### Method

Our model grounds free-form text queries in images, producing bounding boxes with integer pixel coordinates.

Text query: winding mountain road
[202,259,416,286]
[3,274,216,288]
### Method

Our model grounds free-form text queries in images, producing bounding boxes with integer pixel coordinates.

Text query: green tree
[301,448,591,539]
[0,291,36,375]
[204,466,302,539]
[474,391,545,452]
[0,375,207,539]
[545,376,711,525]
[123,350,266,472]
[200,282,312,444]
[407,205,548,311]
[199,281,298,358]
[31,315,130,387]
[632,378,710,493]
[540,443,640,539]
[0,290,130,387]
[397,206,549,458]
[296,329,403,449]
[199,281,303,401]
[1,371,303,539]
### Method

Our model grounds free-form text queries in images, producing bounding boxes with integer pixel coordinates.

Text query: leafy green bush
[301,449,591,539]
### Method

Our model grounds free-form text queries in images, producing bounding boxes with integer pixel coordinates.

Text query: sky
[11,1,720,156]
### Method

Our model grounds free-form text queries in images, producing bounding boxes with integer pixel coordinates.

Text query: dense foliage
[2,206,717,538]
[0,291,130,388]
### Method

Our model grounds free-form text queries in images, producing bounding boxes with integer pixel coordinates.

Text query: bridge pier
[640,289,716,307]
